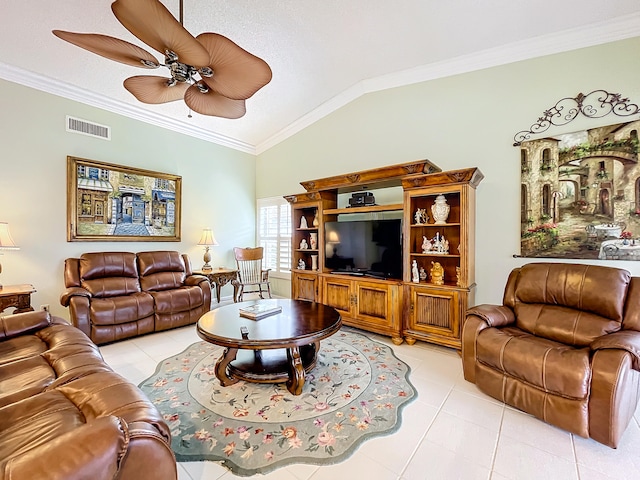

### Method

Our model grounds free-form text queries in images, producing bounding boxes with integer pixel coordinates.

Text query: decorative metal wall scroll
[513,90,640,146]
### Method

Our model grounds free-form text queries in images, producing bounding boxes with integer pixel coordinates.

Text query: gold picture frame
[67,156,182,242]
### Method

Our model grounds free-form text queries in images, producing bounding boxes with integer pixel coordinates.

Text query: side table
[194,268,239,303]
[0,284,36,314]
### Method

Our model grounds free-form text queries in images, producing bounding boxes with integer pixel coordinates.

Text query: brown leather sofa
[0,310,176,479]
[462,263,640,448]
[60,251,211,345]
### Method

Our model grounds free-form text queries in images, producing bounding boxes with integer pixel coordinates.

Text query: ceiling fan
[53,0,272,119]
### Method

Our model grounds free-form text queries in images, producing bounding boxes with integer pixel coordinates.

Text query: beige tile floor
[100,299,640,480]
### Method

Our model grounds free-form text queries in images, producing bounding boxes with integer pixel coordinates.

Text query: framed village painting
[67,156,182,241]
[519,119,640,260]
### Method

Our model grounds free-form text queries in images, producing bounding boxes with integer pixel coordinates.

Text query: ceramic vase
[310,232,318,250]
[431,194,450,225]
[313,211,319,227]
[311,254,318,271]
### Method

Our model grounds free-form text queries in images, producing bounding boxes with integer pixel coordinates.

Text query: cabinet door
[354,281,396,330]
[292,273,319,302]
[322,277,353,315]
[407,286,460,344]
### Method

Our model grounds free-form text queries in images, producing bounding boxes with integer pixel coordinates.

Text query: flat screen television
[324,219,403,279]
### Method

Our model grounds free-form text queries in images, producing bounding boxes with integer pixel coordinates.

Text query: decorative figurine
[411,260,420,283]
[422,235,432,253]
[431,194,450,224]
[431,232,449,254]
[456,266,462,287]
[310,232,318,250]
[414,208,428,225]
[419,267,427,281]
[298,258,306,270]
[300,238,309,250]
[430,261,445,285]
[300,216,308,229]
[313,210,320,227]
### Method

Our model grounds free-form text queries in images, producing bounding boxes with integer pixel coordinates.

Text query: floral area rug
[139,328,416,477]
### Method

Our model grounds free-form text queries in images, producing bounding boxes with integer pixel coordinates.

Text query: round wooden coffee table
[196,299,341,395]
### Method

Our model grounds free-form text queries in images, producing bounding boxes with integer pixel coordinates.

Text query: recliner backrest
[504,263,630,346]
[78,252,141,298]
[137,251,187,292]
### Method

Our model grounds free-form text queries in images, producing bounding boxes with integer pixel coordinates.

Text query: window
[257,197,291,278]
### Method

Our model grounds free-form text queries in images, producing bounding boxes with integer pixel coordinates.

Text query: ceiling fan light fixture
[53,0,271,119]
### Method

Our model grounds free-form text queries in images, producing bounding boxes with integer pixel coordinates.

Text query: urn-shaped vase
[309,232,318,250]
[431,194,450,225]
[311,254,318,271]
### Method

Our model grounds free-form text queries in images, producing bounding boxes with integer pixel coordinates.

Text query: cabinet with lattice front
[402,168,483,349]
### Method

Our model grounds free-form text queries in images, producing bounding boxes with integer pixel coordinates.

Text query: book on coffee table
[239,303,283,320]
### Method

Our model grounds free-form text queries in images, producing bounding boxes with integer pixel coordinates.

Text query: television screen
[324,219,402,279]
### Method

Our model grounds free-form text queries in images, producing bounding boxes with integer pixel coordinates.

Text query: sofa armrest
[2,416,128,480]
[60,287,91,307]
[591,330,640,371]
[184,274,208,287]
[0,310,51,340]
[466,304,515,328]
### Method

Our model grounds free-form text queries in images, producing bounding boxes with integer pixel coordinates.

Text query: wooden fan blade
[197,33,272,100]
[184,84,246,119]
[112,0,210,67]
[123,76,189,104]
[52,30,159,68]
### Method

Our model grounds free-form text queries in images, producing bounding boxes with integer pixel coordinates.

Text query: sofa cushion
[89,292,155,326]
[138,251,187,292]
[476,326,591,399]
[0,389,86,461]
[510,263,628,345]
[80,252,141,298]
[0,323,110,408]
[150,286,205,314]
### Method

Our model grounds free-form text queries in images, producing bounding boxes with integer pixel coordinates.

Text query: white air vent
[66,116,111,140]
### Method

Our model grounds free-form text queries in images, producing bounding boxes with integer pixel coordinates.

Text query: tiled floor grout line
[397,384,455,479]
[571,434,581,480]
[487,405,506,480]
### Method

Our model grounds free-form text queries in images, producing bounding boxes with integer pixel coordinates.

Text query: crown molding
[255,13,640,154]
[2,12,639,157]
[0,63,256,154]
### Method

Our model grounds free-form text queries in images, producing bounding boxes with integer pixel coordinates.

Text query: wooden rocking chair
[232,247,272,302]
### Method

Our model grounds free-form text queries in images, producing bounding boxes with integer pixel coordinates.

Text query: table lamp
[197,228,218,270]
[0,222,19,289]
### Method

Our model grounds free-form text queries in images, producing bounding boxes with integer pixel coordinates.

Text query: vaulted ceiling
[1,1,639,153]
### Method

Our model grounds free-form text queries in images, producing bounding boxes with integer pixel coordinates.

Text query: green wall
[0,79,256,316]
[256,37,640,304]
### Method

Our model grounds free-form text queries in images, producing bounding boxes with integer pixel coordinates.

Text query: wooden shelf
[295,249,319,253]
[324,203,404,215]
[410,223,460,227]
[296,227,318,231]
[411,253,460,258]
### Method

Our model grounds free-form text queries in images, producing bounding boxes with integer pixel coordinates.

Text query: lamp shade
[0,223,19,250]
[197,228,219,246]
[327,231,340,243]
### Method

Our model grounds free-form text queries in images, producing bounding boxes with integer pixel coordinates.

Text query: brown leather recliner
[462,262,640,448]
[61,251,211,345]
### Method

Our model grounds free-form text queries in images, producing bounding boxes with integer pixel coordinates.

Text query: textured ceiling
[1,1,640,153]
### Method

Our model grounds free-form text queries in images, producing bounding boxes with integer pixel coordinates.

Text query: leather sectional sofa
[0,310,176,479]
[61,251,211,345]
[462,262,640,448]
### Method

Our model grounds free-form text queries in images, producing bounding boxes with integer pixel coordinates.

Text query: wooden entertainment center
[284,160,483,349]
